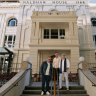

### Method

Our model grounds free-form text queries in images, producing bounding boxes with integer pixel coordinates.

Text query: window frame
[8,18,18,27]
[43,28,65,39]
[51,29,58,39]
[4,35,16,48]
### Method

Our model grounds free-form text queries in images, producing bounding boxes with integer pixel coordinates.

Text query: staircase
[21,86,89,96]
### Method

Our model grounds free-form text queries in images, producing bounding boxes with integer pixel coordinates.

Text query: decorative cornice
[29,44,79,47]
[32,11,77,18]
[0,3,20,8]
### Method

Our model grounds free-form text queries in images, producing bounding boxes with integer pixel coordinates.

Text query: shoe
[46,91,50,95]
[66,88,69,91]
[41,91,44,95]
[59,88,62,90]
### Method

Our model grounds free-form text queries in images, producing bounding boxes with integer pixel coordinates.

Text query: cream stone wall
[29,11,80,73]
[79,69,96,96]
[89,4,96,51]
[0,2,20,48]
[0,0,96,73]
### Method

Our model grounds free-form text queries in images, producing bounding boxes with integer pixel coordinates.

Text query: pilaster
[71,47,80,73]
[30,48,38,74]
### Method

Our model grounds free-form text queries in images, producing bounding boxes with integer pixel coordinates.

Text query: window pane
[11,21,16,26]
[95,36,96,47]
[91,18,96,26]
[4,35,16,48]
[60,29,65,39]
[44,29,49,39]
[8,18,17,26]
[51,29,58,39]
[8,36,12,41]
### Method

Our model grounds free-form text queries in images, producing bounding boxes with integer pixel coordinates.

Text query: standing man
[59,53,70,90]
[40,56,52,95]
[53,52,60,83]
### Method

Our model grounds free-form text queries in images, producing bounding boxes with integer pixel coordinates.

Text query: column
[30,48,38,74]
[69,22,73,40]
[14,5,25,49]
[30,21,39,45]
[71,47,80,73]
[35,21,39,45]
[0,14,6,47]
[31,21,36,39]
[73,22,78,40]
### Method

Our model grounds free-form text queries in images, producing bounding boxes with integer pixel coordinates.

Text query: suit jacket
[40,61,52,76]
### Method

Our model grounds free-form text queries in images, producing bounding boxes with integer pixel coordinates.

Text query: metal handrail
[79,68,96,86]
[57,71,59,96]
[53,69,60,96]
[54,70,56,96]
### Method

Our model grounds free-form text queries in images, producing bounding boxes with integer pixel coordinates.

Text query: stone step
[23,90,87,94]
[25,86,84,90]
[21,94,89,96]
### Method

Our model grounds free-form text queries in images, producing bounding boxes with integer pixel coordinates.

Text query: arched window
[91,18,96,26]
[8,18,17,26]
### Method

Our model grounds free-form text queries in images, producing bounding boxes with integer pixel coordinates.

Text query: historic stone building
[0,0,96,74]
[90,3,96,53]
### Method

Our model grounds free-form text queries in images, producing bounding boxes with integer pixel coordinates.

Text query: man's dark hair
[47,56,51,59]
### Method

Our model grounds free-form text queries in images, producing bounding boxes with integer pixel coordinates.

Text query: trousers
[59,72,69,88]
[42,75,51,92]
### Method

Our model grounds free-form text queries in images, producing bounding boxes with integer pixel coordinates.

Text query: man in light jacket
[53,52,60,84]
[59,53,70,90]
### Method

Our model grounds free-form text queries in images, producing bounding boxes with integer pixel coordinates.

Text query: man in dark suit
[40,56,52,95]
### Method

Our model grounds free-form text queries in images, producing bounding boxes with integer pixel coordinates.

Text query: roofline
[0,0,19,2]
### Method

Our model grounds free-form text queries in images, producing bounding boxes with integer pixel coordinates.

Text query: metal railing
[0,72,17,86]
[88,63,96,69]
[0,62,22,86]
[11,63,22,72]
[0,63,22,74]
[79,69,96,86]
[0,62,32,96]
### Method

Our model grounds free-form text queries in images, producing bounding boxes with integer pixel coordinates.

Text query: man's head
[47,56,51,63]
[55,52,59,58]
[61,53,66,59]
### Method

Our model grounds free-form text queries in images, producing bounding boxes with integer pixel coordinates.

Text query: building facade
[0,0,96,74]
[89,4,96,54]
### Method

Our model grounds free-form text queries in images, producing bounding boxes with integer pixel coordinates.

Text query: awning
[0,47,13,55]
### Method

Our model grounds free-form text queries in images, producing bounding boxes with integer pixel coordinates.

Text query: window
[8,18,17,26]
[43,29,65,39]
[44,29,49,39]
[51,29,58,39]
[93,35,96,48]
[59,29,65,39]
[83,1,85,4]
[91,18,96,26]
[4,35,16,48]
